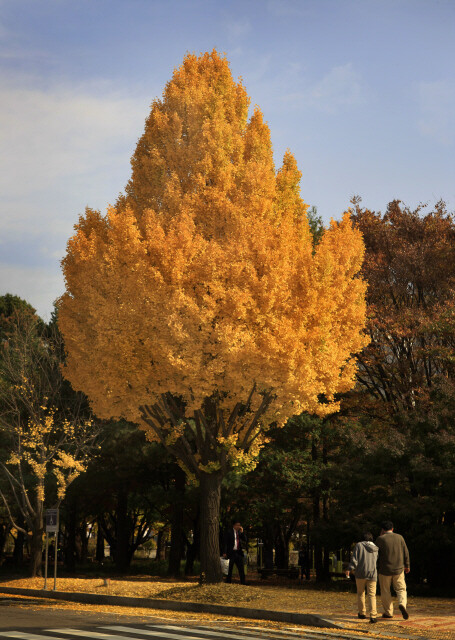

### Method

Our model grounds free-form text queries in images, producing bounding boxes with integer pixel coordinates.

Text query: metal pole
[44,533,49,590]
[53,532,58,590]
[53,510,59,590]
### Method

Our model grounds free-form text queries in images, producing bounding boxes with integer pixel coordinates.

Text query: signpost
[44,508,59,590]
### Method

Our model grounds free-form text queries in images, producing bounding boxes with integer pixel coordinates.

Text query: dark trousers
[226,550,245,584]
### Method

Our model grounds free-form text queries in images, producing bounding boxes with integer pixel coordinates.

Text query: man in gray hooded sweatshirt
[346,532,379,623]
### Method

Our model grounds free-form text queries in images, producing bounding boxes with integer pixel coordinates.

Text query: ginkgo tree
[59,50,368,582]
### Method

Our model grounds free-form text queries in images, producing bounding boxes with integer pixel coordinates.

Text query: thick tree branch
[0,489,28,535]
[239,392,273,449]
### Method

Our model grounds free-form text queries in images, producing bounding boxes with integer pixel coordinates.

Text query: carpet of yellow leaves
[1,577,454,640]
[0,576,362,613]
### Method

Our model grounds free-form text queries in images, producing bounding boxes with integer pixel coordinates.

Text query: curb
[0,586,343,630]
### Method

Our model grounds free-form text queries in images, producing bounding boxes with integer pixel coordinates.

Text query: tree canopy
[352,198,455,410]
[60,51,367,431]
[0,303,98,575]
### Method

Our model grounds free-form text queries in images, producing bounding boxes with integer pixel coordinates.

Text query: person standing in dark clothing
[376,520,410,620]
[222,519,247,584]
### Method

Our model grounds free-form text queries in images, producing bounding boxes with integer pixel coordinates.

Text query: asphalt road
[0,597,377,640]
[0,597,150,629]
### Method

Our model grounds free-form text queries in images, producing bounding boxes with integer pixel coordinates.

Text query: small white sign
[45,509,59,533]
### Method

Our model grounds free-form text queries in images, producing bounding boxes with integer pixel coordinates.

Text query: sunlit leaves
[59,51,368,479]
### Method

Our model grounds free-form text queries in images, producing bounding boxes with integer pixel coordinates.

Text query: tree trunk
[305,521,311,580]
[320,445,331,582]
[114,490,130,572]
[184,510,200,575]
[274,525,288,569]
[313,493,327,581]
[199,472,222,583]
[263,522,274,570]
[30,527,43,577]
[13,529,25,566]
[0,523,10,565]
[312,437,328,582]
[64,507,77,573]
[156,527,169,561]
[168,466,186,577]
[78,522,89,564]
[323,546,331,578]
[95,520,105,563]
[314,542,325,581]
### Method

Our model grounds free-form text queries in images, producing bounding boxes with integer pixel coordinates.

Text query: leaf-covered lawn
[1,577,454,640]
[0,576,356,612]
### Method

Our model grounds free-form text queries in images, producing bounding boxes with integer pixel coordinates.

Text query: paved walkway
[328,607,455,638]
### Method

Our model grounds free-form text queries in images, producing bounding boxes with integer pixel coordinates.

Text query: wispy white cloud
[226,18,251,41]
[0,75,153,317]
[0,15,49,61]
[417,80,455,146]
[263,62,366,116]
[228,46,245,59]
[242,53,274,87]
[309,63,365,113]
[0,76,151,233]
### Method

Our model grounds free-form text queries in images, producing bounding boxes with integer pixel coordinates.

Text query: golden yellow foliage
[59,51,367,479]
[5,404,92,502]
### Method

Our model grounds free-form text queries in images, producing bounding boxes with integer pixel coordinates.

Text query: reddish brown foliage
[352,198,455,411]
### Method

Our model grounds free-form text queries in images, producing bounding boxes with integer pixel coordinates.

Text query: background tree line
[0,197,453,588]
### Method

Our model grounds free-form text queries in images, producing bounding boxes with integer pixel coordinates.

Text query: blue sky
[1,0,454,319]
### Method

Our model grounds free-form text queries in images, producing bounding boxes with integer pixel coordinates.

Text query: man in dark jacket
[222,519,247,584]
[376,520,410,619]
[346,532,378,623]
